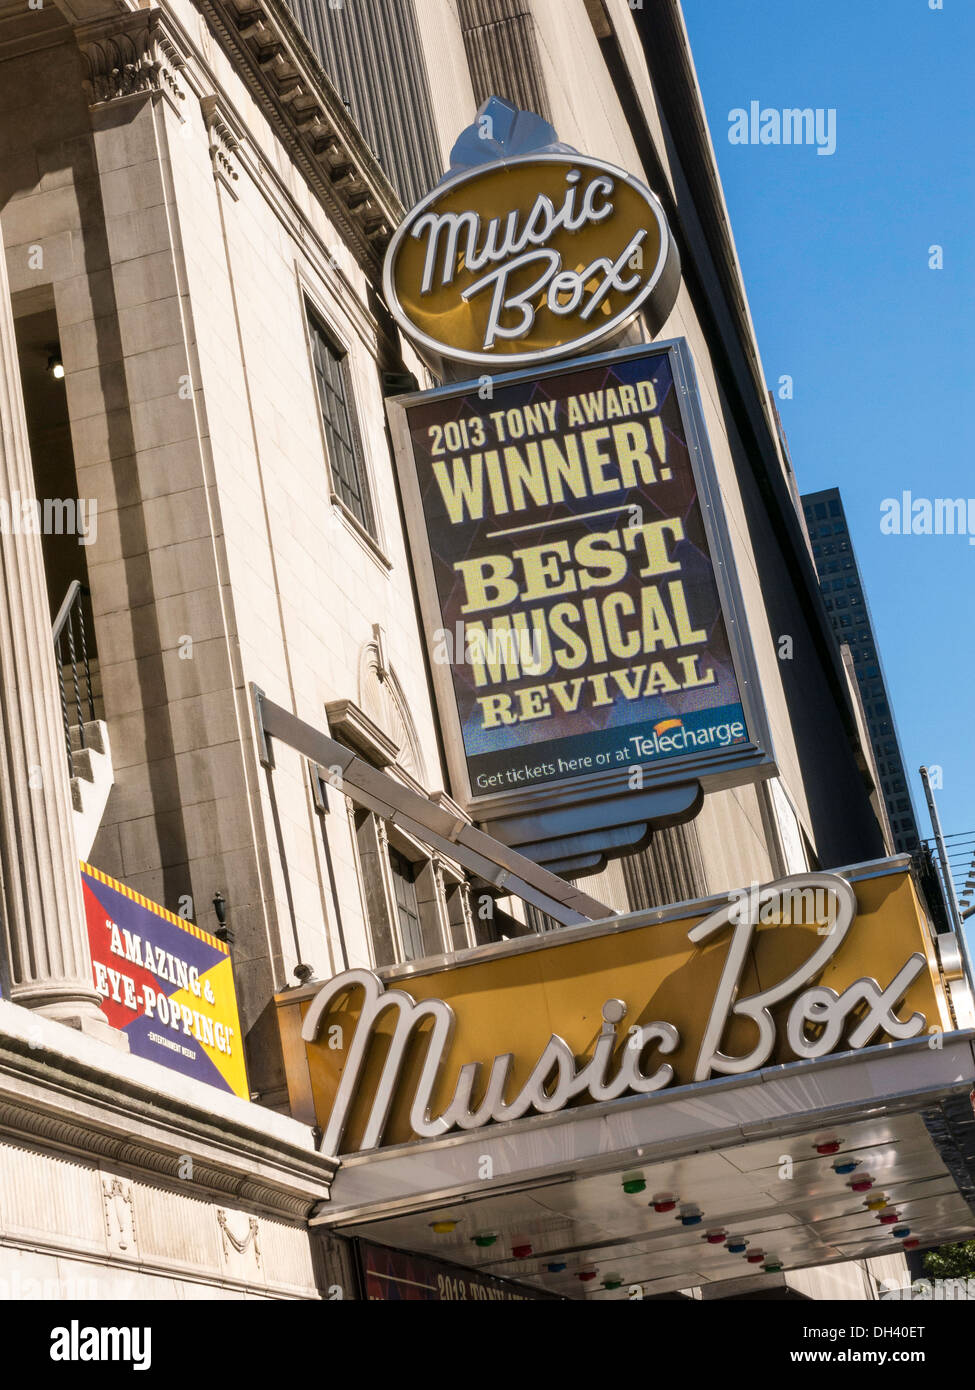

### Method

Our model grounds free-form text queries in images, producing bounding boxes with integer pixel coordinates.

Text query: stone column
[0,231,117,1042]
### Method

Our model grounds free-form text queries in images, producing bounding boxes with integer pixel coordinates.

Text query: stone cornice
[0,1030,337,1220]
[196,0,403,275]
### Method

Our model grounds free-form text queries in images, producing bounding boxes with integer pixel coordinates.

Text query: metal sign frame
[386,337,777,824]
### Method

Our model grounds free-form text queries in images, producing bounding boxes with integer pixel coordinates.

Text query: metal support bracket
[249,685,611,927]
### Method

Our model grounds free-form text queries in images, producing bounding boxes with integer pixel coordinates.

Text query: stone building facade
[0,0,915,1299]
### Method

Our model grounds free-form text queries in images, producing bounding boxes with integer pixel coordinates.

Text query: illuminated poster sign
[81,863,247,1097]
[278,863,952,1156]
[387,340,773,817]
[355,1240,559,1301]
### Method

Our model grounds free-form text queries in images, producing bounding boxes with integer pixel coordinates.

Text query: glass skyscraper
[802,487,920,853]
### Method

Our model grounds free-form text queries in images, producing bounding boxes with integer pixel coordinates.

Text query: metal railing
[52,581,95,778]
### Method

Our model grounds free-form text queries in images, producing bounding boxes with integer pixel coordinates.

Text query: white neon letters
[688,874,926,1079]
[302,874,929,1155]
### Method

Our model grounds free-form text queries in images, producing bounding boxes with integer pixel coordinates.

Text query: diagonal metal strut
[250,685,611,927]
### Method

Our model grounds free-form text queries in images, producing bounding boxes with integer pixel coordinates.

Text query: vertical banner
[81,863,247,1098]
[388,340,773,815]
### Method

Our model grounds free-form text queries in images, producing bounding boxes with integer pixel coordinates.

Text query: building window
[388,847,424,961]
[353,810,467,968]
[307,309,374,534]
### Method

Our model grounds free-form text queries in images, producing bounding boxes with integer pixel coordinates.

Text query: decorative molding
[357,642,428,784]
[74,9,189,116]
[197,0,402,273]
[0,1095,319,1219]
[218,1208,261,1267]
[201,93,243,199]
[433,853,464,888]
[0,1038,336,1221]
[102,1176,137,1254]
[325,697,399,769]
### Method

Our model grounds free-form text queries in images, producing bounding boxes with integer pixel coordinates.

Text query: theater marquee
[387,340,774,820]
[277,862,953,1157]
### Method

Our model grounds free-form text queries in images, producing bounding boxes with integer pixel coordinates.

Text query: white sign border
[382,152,680,369]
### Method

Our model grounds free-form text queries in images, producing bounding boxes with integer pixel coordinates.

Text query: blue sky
[681,0,975,890]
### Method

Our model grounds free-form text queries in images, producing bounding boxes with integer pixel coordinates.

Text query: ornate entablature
[70,1,402,272]
[198,0,402,272]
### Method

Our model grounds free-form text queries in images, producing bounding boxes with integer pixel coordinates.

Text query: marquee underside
[315,1032,975,1298]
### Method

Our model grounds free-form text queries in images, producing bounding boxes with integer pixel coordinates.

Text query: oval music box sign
[383,153,681,369]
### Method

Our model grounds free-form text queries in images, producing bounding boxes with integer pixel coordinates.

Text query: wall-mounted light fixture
[212,891,234,945]
[47,349,64,380]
